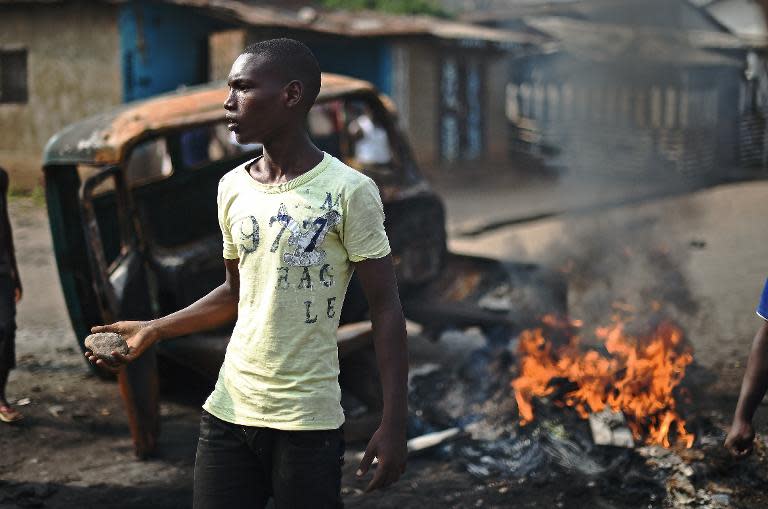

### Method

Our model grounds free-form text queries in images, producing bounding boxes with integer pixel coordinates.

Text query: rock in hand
[84,332,129,361]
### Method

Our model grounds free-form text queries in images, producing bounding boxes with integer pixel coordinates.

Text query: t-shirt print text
[234,192,343,325]
[233,192,341,262]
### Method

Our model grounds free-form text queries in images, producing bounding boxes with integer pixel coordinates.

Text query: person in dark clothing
[0,167,23,423]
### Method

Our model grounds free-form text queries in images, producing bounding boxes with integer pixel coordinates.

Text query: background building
[461,0,766,182]
[0,0,542,188]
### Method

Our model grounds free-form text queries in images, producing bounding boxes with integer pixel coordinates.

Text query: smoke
[540,203,704,337]
[498,2,742,335]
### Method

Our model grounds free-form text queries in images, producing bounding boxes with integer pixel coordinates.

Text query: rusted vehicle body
[43,74,564,457]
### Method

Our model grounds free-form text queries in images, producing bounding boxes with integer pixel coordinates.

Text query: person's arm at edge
[725,319,768,457]
[87,258,240,373]
[353,254,408,492]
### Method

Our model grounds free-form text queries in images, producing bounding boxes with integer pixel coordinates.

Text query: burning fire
[512,312,695,448]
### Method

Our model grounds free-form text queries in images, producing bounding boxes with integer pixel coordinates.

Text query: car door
[79,165,159,458]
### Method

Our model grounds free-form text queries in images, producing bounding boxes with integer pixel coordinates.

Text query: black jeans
[0,275,16,372]
[193,410,345,509]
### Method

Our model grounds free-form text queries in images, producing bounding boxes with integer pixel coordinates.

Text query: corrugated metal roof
[705,0,768,46]
[459,0,768,49]
[458,0,616,24]
[0,0,547,47]
[526,16,745,65]
[159,0,548,47]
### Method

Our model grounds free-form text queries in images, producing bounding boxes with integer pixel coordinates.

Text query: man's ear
[285,80,304,109]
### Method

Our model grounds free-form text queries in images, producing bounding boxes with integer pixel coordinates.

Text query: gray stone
[710,494,731,507]
[84,333,128,361]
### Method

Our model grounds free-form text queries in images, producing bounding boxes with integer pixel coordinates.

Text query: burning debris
[401,209,768,506]
[589,409,635,448]
[407,322,768,508]
[512,312,695,449]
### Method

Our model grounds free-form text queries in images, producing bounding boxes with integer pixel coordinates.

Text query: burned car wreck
[42,73,564,457]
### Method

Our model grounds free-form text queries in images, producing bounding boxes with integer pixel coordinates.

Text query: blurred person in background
[348,103,391,166]
[0,166,23,423]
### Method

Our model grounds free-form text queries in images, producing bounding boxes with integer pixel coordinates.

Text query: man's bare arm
[353,254,408,492]
[87,258,240,372]
[725,320,768,456]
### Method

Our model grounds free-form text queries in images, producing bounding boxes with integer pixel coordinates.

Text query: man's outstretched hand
[84,321,158,374]
[356,423,407,492]
[724,418,755,458]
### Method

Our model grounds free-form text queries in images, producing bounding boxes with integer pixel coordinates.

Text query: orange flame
[512,314,694,448]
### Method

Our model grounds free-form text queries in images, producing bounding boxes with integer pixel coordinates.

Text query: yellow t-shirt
[202,152,391,429]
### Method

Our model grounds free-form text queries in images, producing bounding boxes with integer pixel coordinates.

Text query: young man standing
[87,38,408,507]
[724,278,768,457]
[0,166,23,423]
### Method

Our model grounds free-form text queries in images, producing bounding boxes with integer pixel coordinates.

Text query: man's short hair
[243,38,321,111]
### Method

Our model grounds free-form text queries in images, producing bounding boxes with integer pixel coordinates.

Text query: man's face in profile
[224,54,289,145]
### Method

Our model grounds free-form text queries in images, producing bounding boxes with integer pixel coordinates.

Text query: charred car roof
[43,73,379,167]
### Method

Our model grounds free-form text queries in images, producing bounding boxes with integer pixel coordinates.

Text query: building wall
[585,0,725,31]
[210,30,512,174]
[119,1,232,101]
[390,44,411,134]
[392,41,512,173]
[397,41,439,172]
[506,53,742,181]
[209,29,247,82]
[236,31,395,96]
[0,2,121,188]
[311,39,393,96]
[486,55,508,163]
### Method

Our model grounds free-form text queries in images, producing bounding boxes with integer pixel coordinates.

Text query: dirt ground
[1,180,768,508]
